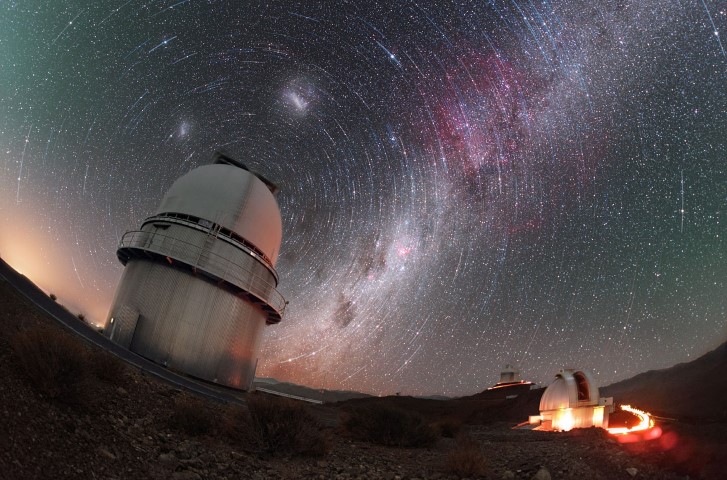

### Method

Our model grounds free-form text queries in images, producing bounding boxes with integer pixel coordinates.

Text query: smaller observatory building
[104,153,285,390]
[489,364,533,389]
[486,364,533,393]
[498,364,520,384]
[530,369,613,431]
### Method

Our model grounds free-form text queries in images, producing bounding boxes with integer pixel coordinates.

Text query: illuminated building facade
[531,369,613,431]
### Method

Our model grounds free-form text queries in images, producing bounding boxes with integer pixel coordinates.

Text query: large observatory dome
[539,369,599,411]
[157,163,282,265]
[104,153,285,390]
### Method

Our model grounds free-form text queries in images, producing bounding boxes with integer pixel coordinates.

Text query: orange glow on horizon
[0,198,117,326]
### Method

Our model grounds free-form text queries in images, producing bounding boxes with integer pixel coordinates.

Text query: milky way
[1,1,725,395]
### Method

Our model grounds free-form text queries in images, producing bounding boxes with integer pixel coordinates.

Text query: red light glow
[607,405,662,443]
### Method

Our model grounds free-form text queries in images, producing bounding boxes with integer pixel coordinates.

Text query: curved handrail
[143,212,277,276]
[117,230,286,317]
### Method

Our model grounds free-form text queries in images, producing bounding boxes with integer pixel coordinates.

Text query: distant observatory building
[104,153,285,390]
[530,369,613,431]
[487,364,533,395]
[499,364,520,384]
[487,364,533,391]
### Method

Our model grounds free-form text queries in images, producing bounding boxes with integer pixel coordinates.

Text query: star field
[0,1,725,396]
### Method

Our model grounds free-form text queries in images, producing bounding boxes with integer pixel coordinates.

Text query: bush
[89,349,126,383]
[444,433,487,478]
[434,417,463,438]
[77,313,85,322]
[170,396,214,436]
[221,404,249,441]
[343,404,437,447]
[49,293,57,301]
[12,327,89,405]
[224,394,329,457]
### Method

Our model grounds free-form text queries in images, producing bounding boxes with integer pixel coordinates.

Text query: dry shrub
[12,326,89,405]
[224,394,329,457]
[170,396,214,436]
[89,349,127,383]
[434,417,463,438]
[221,403,250,442]
[343,404,437,447]
[445,433,487,478]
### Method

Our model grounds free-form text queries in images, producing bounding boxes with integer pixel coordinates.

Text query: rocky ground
[1,276,723,479]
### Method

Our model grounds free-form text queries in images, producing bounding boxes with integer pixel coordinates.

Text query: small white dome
[539,369,599,411]
[157,164,282,265]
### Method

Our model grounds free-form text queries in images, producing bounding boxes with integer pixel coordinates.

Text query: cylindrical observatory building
[104,153,285,390]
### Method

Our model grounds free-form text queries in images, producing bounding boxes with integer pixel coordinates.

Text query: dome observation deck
[116,154,285,323]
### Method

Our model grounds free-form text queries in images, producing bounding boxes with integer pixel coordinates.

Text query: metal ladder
[194,222,221,272]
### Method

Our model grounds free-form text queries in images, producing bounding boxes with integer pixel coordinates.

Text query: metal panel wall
[134,222,279,306]
[106,258,267,388]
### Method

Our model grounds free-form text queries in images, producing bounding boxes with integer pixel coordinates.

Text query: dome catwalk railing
[117,230,286,323]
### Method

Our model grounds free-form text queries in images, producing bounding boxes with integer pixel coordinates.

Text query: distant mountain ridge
[252,378,372,403]
[252,378,454,402]
[601,341,727,421]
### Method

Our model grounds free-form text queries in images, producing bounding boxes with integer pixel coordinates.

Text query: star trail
[0,1,725,396]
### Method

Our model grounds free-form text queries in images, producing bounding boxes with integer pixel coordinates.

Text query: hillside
[602,342,727,421]
[0,258,721,479]
[337,382,543,426]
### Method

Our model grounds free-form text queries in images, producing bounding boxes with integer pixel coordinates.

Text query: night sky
[1,1,725,396]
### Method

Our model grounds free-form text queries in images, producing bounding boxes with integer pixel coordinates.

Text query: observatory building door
[108,305,139,349]
[129,314,172,366]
